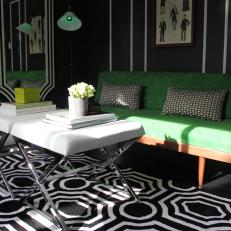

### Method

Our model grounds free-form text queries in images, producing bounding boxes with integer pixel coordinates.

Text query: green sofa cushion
[6,71,45,81]
[101,106,231,154]
[95,72,231,118]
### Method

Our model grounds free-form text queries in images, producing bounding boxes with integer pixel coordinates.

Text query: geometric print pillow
[162,87,228,121]
[99,83,142,110]
[20,79,45,88]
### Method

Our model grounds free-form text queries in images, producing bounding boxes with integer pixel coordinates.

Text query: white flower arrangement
[68,82,96,99]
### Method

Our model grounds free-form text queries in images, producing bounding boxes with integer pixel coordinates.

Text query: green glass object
[16,22,33,35]
[57,11,82,31]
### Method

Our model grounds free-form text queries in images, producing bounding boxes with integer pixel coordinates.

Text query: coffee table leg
[66,157,79,177]
[101,146,140,203]
[0,132,15,199]
[20,155,65,204]
[17,142,68,231]
[0,168,15,199]
[0,132,9,150]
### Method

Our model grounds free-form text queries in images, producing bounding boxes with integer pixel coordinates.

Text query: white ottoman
[11,119,143,155]
[11,118,144,230]
[0,110,56,198]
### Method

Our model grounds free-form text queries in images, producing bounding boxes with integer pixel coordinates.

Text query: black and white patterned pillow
[99,83,142,110]
[162,87,227,121]
[20,79,45,88]
[7,80,20,89]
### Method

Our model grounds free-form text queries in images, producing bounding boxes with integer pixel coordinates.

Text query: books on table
[0,103,56,116]
[88,104,101,115]
[43,110,117,129]
[0,101,53,109]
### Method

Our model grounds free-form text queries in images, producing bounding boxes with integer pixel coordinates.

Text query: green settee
[95,71,231,187]
[6,71,45,89]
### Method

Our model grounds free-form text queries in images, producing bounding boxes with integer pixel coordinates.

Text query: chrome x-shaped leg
[17,141,68,231]
[100,146,140,202]
[15,137,140,231]
[84,139,140,202]
[0,132,15,199]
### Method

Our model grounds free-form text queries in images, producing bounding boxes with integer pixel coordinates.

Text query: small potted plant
[68,82,96,117]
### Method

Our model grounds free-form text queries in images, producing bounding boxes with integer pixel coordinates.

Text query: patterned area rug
[0,148,231,231]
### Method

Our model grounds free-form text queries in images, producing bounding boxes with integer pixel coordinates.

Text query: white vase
[68,96,88,118]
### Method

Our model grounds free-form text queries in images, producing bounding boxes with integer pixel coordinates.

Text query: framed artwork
[153,0,194,47]
[29,15,44,54]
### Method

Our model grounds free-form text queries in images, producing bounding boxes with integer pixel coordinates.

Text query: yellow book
[15,88,40,104]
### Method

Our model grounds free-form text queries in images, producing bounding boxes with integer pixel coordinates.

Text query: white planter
[68,96,88,118]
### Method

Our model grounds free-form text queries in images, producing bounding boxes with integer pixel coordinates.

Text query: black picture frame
[153,0,194,47]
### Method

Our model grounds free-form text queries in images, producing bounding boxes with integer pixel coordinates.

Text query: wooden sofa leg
[198,156,206,189]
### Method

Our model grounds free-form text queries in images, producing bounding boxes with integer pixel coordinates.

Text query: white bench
[0,111,56,198]
[11,117,144,230]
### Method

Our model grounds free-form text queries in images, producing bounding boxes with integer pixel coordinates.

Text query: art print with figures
[29,15,45,54]
[153,0,194,47]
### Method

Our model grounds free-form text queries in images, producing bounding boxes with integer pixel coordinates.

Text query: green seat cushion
[96,72,231,118]
[101,106,231,153]
[6,71,45,81]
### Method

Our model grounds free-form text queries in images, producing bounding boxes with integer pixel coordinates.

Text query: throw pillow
[20,79,45,88]
[162,87,227,121]
[99,83,142,110]
[7,80,20,89]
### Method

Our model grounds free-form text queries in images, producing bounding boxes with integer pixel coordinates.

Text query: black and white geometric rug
[0,148,231,231]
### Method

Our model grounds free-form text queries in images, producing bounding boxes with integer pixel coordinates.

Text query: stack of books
[0,101,56,115]
[88,103,101,115]
[43,110,117,129]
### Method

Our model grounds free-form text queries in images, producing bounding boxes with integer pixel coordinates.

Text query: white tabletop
[0,110,56,133]
[11,118,144,155]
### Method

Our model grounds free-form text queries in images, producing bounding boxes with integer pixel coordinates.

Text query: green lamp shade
[57,11,82,31]
[16,22,33,35]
